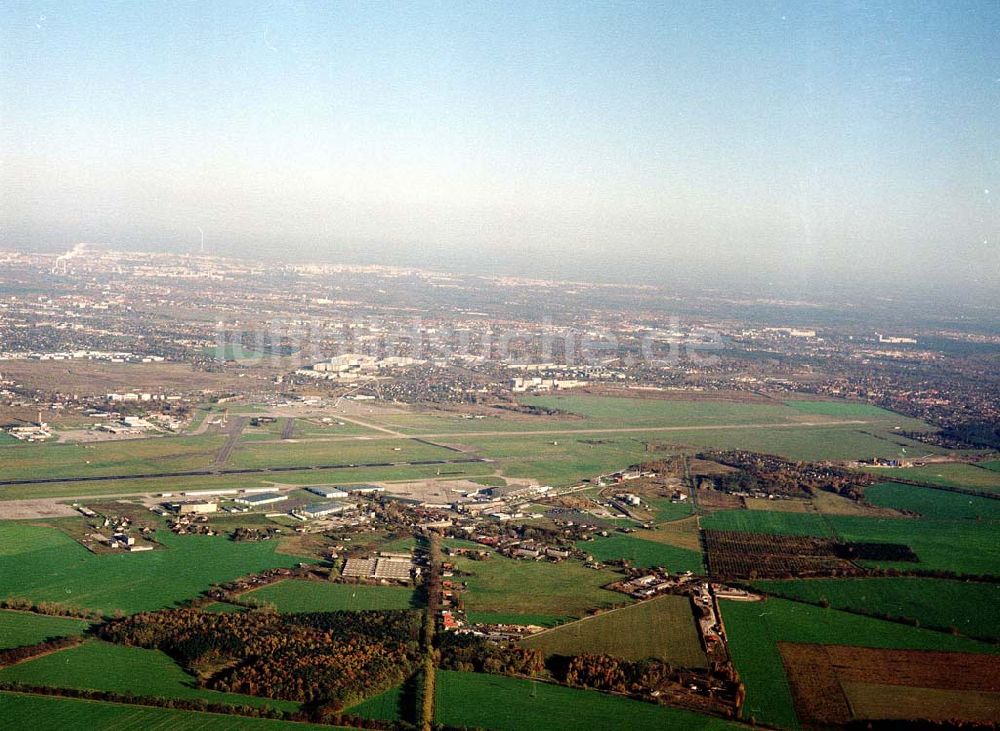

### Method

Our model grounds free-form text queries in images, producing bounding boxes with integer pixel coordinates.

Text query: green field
[0,611,91,649]
[242,580,418,612]
[452,554,625,622]
[701,507,1000,575]
[227,437,461,470]
[0,692,337,730]
[345,680,409,722]
[721,598,997,729]
[578,534,704,573]
[983,460,1000,472]
[865,481,1000,521]
[521,594,706,667]
[0,523,313,614]
[200,602,246,614]
[863,463,1000,492]
[783,400,907,418]
[435,670,741,730]
[751,577,1000,640]
[0,640,299,712]
[700,510,832,536]
[0,436,224,481]
[464,611,569,627]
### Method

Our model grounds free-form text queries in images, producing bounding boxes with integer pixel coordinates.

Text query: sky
[1,1,998,294]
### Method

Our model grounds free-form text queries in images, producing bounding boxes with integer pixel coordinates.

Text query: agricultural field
[720,598,996,729]
[779,643,1000,726]
[241,580,418,612]
[450,554,625,624]
[0,435,224,481]
[828,515,999,575]
[637,515,702,552]
[344,680,410,722]
[0,692,338,730]
[700,510,832,536]
[0,610,91,649]
[703,531,861,579]
[863,481,1000,522]
[752,577,1000,641]
[0,523,313,614]
[863,463,1000,492]
[0,640,300,712]
[434,670,741,730]
[521,594,706,668]
[702,507,1000,576]
[578,534,705,573]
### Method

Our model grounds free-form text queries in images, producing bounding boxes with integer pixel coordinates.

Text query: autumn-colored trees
[96,608,422,709]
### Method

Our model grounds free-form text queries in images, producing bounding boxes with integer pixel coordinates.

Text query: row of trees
[0,636,82,669]
[0,597,104,620]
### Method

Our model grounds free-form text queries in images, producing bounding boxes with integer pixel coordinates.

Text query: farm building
[305,486,349,499]
[348,484,384,495]
[234,492,288,506]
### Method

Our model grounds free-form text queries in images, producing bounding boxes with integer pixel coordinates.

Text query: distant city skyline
[1,1,997,293]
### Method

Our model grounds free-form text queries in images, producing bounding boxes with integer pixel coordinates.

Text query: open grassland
[783,400,908,419]
[864,481,1000,521]
[863,463,1000,492]
[578,534,705,573]
[0,611,91,649]
[0,692,336,730]
[524,395,817,428]
[638,515,703,551]
[0,523,313,614]
[521,594,706,667]
[0,436,224,481]
[0,640,299,712]
[661,425,946,461]
[744,497,812,513]
[435,670,741,730]
[226,437,464,470]
[983,459,1000,472]
[452,554,625,622]
[460,433,656,486]
[751,577,1000,640]
[242,580,417,612]
[721,598,996,730]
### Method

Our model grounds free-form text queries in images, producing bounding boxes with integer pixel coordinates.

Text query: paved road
[213,416,247,469]
[244,419,874,445]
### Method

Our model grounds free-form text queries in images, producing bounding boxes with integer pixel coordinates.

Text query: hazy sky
[1,1,997,290]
